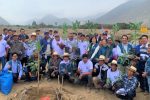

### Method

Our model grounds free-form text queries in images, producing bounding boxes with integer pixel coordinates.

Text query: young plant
[62,23,68,39]
[72,20,80,33]
[111,24,120,41]
[129,22,142,46]
[35,40,42,95]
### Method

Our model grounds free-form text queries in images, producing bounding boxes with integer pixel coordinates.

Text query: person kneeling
[76,54,93,87]
[48,52,61,79]
[59,53,73,82]
[104,60,121,91]
[3,53,23,83]
[115,66,138,100]
[92,55,109,89]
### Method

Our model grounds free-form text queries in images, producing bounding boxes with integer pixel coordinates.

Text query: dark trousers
[13,73,19,83]
[0,56,6,69]
[137,60,149,92]
[21,56,28,66]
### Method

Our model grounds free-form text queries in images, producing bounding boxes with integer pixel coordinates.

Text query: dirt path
[0,79,149,100]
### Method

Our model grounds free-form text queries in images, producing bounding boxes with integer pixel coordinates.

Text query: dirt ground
[0,79,149,100]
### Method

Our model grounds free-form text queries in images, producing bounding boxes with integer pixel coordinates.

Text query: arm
[90,45,100,59]
[116,45,123,56]
[3,62,10,71]
[19,62,23,79]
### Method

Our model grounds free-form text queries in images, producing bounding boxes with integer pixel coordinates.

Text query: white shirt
[52,38,64,56]
[78,60,93,74]
[78,41,88,57]
[0,39,9,57]
[116,43,128,56]
[45,39,51,55]
[107,68,121,85]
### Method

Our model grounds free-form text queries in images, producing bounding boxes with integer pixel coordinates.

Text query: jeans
[0,56,6,69]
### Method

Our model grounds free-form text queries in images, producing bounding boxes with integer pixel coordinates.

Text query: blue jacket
[40,38,52,55]
[59,60,73,76]
[88,43,98,58]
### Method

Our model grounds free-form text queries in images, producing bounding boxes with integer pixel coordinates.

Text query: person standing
[0,34,9,69]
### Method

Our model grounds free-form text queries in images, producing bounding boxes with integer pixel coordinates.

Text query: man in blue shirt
[3,53,23,83]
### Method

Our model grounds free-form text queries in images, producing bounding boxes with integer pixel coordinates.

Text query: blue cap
[102,32,107,35]
[44,32,49,35]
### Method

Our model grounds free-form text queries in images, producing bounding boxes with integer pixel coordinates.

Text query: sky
[0,0,129,24]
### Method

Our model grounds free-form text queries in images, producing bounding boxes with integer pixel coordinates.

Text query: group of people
[0,28,150,100]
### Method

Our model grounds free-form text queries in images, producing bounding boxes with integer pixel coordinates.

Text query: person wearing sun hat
[115,65,138,100]
[104,60,121,90]
[93,55,109,89]
[47,52,61,79]
[26,32,38,57]
[59,52,73,82]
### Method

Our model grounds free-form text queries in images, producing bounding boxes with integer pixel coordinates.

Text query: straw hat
[111,60,118,66]
[31,32,37,36]
[63,53,70,57]
[13,33,19,36]
[98,55,105,61]
[127,66,137,73]
[52,52,59,56]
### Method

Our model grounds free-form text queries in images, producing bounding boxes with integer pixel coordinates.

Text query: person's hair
[35,29,40,32]
[148,44,150,47]
[73,32,77,35]
[3,28,8,32]
[141,35,148,39]
[115,40,121,43]
[12,30,16,32]
[12,52,18,56]
[81,34,85,37]
[20,28,25,32]
[90,36,97,43]
[121,35,128,40]
[49,30,53,32]
[8,29,12,32]
[54,30,58,33]
[82,54,89,59]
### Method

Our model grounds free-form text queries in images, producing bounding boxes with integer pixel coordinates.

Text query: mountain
[0,17,9,25]
[97,0,150,26]
[29,14,72,25]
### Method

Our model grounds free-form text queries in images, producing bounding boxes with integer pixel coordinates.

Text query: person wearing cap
[9,33,25,61]
[115,66,138,100]
[59,53,73,82]
[76,54,93,87]
[0,34,9,69]
[48,52,61,79]
[64,33,78,59]
[52,33,65,56]
[93,55,109,89]
[104,60,121,90]
[77,34,89,57]
[40,32,52,62]
[35,29,43,41]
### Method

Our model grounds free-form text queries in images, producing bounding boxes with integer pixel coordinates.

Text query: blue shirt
[4,60,23,78]
[121,74,137,93]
